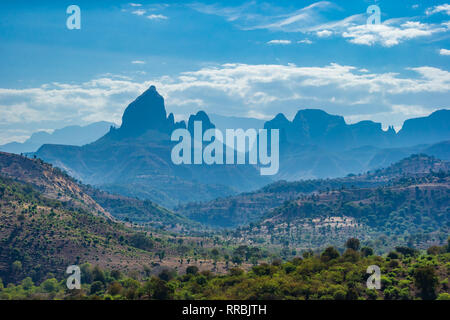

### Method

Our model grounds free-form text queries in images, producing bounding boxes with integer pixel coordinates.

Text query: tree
[186,266,199,275]
[158,268,175,282]
[90,281,104,294]
[93,265,105,283]
[321,247,340,262]
[108,282,123,296]
[413,266,438,300]
[12,260,22,274]
[361,247,374,257]
[345,238,360,251]
[144,277,173,300]
[41,278,59,293]
[395,246,418,257]
[232,255,243,265]
[302,250,314,259]
[158,251,165,262]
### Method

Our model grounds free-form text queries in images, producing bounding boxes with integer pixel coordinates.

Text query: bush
[90,281,104,294]
[437,293,450,300]
[41,278,58,293]
[186,266,199,275]
[413,266,438,300]
[333,290,346,300]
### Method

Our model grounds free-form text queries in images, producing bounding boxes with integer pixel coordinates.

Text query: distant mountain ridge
[0,121,115,154]
[263,109,449,181]
[265,108,449,150]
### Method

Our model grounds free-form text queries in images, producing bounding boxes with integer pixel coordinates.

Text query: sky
[0,0,449,144]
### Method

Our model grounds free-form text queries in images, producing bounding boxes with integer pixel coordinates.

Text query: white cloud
[0,63,448,144]
[440,48,450,55]
[267,40,292,45]
[298,39,313,44]
[131,60,146,64]
[190,2,447,46]
[129,3,142,7]
[316,29,332,37]
[147,14,168,20]
[426,4,450,16]
[190,1,336,32]
[342,21,445,47]
[132,9,146,16]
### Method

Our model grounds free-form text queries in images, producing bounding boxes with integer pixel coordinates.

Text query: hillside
[85,186,199,231]
[177,154,450,229]
[0,152,224,286]
[0,152,110,218]
[0,175,157,284]
[0,151,198,231]
[236,171,449,253]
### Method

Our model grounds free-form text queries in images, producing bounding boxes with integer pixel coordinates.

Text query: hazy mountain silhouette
[396,109,450,146]
[36,86,269,208]
[0,121,115,154]
[264,109,449,180]
[34,85,449,206]
[265,109,396,149]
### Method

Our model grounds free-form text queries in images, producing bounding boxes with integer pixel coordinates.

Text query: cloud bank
[0,63,448,144]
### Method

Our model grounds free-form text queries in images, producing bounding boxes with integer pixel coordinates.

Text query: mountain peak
[116,85,169,137]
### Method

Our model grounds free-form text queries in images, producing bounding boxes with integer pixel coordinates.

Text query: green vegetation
[177,154,450,229]
[0,152,448,301]
[236,170,449,253]
[0,240,448,300]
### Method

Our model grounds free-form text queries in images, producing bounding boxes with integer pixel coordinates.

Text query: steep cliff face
[397,109,450,146]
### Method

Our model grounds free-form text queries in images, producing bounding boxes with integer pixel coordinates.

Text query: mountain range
[33,85,449,208]
[0,121,115,154]
[35,86,269,208]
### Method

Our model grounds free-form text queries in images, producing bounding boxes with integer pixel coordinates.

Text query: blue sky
[0,0,449,144]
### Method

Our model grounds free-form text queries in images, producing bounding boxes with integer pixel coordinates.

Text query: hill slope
[177,154,450,229]
[0,151,197,231]
[0,175,158,284]
[236,170,449,252]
